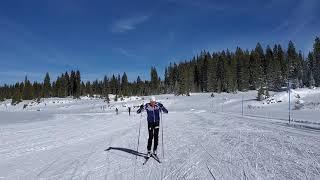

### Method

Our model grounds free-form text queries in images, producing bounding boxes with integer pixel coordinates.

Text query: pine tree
[193,64,200,92]
[216,79,222,93]
[166,64,173,93]
[136,76,143,96]
[178,64,188,95]
[33,81,42,98]
[228,50,237,92]
[309,71,316,89]
[53,76,61,97]
[81,82,86,96]
[91,80,96,95]
[164,68,169,94]
[265,46,274,89]
[257,81,269,101]
[276,45,286,84]
[307,52,315,88]
[85,81,93,97]
[297,52,304,88]
[249,50,259,89]
[43,72,51,98]
[150,67,160,94]
[0,88,4,101]
[273,45,284,91]
[173,63,179,94]
[255,43,266,90]
[287,41,298,88]
[116,74,121,95]
[217,52,226,92]
[74,70,81,98]
[60,76,67,97]
[121,72,128,96]
[12,83,22,105]
[200,52,209,92]
[313,37,320,86]
[64,72,70,97]
[110,74,117,94]
[70,71,76,96]
[207,53,217,92]
[235,47,244,91]
[242,50,250,91]
[59,74,65,97]
[224,50,234,92]
[103,75,109,97]
[23,76,34,100]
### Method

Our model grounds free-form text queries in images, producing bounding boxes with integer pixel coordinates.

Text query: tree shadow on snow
[105,147,148,158]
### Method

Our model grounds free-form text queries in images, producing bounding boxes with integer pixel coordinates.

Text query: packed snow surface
[0,89,320,179]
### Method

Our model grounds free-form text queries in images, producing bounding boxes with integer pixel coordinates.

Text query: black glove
[158,103,163,107]
[137,104,144,114]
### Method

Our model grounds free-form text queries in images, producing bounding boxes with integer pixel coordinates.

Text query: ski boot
[147,150,151,158]
[153,150,157,156]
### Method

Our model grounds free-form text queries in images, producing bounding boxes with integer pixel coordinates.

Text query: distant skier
[116,108,118,115]
[137,96,168,157]
[128,107,131,116]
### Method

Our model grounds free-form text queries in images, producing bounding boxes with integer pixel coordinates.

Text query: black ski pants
[147,121,159,151]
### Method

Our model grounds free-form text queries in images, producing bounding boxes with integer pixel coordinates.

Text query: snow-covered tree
[257,81,269,101]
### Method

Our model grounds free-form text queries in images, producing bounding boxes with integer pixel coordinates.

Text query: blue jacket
[137,102,168,123]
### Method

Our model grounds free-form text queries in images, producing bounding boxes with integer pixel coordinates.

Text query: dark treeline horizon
[1,37,320,104]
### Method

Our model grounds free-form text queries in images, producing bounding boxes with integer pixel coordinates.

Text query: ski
[142,157,150,165]
[143,154,161,165]
[151,154,161,163]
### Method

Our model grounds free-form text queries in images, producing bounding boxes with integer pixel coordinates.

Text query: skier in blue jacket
[137,96,168,157]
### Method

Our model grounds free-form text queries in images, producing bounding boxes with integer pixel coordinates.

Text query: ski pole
[161,111,164,159]
[136,113,142,158]
[134,113,142,180]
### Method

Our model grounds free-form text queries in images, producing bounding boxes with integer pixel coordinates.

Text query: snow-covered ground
[0,89,320,179]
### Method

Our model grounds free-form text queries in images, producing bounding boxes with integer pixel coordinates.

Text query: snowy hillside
[0,89,320,179]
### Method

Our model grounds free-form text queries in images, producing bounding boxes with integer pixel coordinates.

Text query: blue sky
[0,0,319,84]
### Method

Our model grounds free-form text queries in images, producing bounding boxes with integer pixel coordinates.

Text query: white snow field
[0,89,320,180]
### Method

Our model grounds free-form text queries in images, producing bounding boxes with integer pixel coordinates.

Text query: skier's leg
[153,126,159,151]
[147,124,154,151]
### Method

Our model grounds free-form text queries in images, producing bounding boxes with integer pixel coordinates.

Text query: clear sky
[0,0,319,84]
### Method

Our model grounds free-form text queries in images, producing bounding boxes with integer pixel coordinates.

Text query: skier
[128,107,131,116]
[116,108,118,115]
[137,96,168,157]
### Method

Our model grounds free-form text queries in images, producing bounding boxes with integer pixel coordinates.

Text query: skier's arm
[158,103,168,113]
[137,104,145,114]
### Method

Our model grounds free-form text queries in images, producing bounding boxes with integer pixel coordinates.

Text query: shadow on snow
[105,147,148,158]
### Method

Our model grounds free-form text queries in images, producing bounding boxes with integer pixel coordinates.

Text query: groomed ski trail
[0,95,319,179]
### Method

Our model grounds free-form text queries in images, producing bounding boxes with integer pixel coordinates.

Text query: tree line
[164,37,320,100]
[0,37,319,104]
[0,68,163,105]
